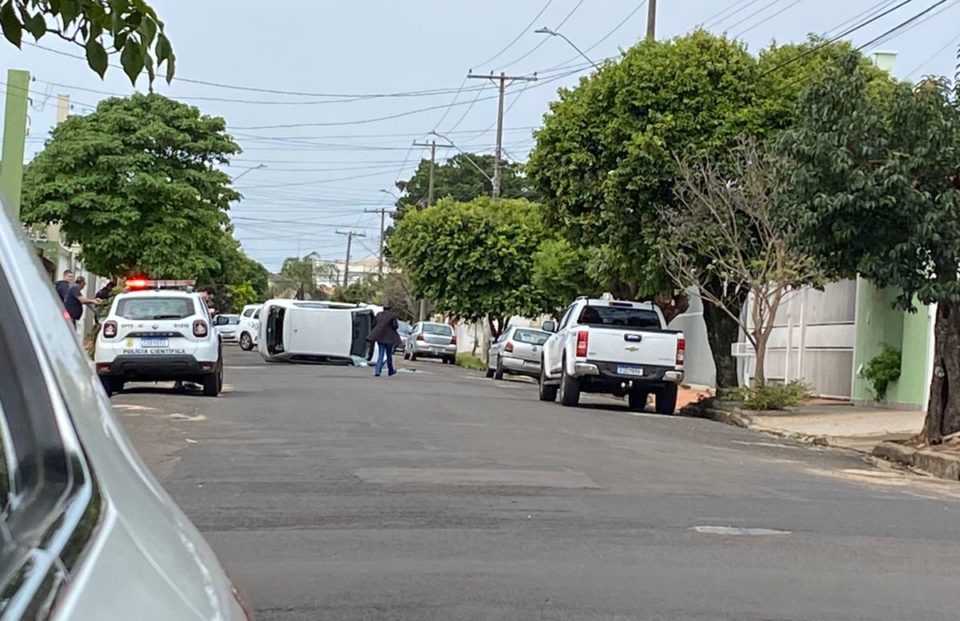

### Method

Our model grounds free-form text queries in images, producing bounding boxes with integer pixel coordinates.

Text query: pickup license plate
[140,337,169,348]
[617,365,644,377]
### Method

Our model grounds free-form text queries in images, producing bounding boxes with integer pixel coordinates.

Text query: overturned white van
[258,299,375,364]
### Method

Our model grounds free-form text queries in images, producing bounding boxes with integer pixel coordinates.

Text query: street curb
[679,403,840,449]
[872,442,960,481]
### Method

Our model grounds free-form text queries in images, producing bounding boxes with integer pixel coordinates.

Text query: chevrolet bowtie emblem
[625,346,639,352]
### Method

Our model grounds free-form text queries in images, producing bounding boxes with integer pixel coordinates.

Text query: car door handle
[624,334,642,342]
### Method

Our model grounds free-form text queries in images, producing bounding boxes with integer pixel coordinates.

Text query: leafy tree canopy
[394,153,537,221]
[389,196,546,334]
[1,0,175,83]
[777,56,960,442]
[22,93,240,279]
[274,253,333,300]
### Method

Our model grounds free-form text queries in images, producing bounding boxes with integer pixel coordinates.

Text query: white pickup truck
[539,295,685,413]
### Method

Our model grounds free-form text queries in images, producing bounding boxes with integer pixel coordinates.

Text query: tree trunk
[923,301,960,444]
[752,332,766,388]
[654,290,690,325]
[700,281,748,390]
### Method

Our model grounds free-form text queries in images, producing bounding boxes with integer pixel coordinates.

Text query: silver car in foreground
[486,326,550,380]
[403,321,457,364]
[0,209,251,619]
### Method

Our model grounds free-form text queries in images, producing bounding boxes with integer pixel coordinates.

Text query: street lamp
[534,26,601,70]
[379,188,400,199]
[230,163,267,182]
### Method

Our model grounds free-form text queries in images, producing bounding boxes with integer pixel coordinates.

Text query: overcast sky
[2,0,957,271]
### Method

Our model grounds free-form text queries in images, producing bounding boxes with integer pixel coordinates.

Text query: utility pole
[364,207,396,278]
[0,69,30,220]
[468,71,537,199]
[646,0,657,41]
[336,230,366,287]
[412,140,438,206]
[46,94,70,246]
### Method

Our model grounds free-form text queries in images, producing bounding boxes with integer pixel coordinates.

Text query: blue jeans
[375,343,395,376]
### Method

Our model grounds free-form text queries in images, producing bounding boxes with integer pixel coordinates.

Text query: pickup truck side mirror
[541,320,557,333]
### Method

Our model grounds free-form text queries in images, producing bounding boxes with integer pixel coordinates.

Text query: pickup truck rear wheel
[558,360,581,407]
[538,363,558,402]
[656,384,678,415]
[628,390,649,412]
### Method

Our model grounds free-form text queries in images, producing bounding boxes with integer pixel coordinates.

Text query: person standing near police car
[64,276,101,328]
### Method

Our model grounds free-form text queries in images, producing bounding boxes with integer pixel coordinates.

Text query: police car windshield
[116,297,195,320]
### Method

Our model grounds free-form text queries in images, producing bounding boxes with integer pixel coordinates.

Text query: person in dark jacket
[369,306,402,377]
[55,269,74,302]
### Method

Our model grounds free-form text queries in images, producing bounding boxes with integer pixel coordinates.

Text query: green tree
[531,238,602,318]
[394,153,537,220]
[1,0,175,83]
[528,31,760,387]
[527,31,889,388]
[778,57,960,444]
[276,253,332,300]
[334,276,380,304]
[226,283,258,312]
[22,93,240,279]
[390,197,546,337]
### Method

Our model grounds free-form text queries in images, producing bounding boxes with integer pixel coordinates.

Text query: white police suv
[94,279,223,397]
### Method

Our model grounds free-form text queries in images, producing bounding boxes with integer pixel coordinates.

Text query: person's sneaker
[388,370,398,377]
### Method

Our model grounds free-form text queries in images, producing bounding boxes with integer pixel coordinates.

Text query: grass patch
[456,354,487,371]
[720,380,811,411]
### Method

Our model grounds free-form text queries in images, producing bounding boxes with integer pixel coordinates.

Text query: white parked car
[0,204,251,619]
[487,326,550,380]
[259,299,374,364]
[539,295,685,413]
[213,313,240,343]
[94,283,223,397]
[237,303,261,351]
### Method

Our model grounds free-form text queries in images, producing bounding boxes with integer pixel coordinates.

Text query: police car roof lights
[124,278,196,291]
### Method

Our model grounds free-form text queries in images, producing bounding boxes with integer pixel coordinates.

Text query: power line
[905,31,960,77]
[701,0,763,28]
[757,0,915,78]
[540,3,645,73]
[500,0,589,69]
[732,0,805,38]
[473,0,555,70]
[858,0,958,51]
[724,0,791,33]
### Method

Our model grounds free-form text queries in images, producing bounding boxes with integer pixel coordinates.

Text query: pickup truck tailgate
[585,329,678,368]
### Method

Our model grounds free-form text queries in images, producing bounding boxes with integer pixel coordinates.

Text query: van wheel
[539,363,558,402]
[628,390,649,412]
[656,384,678,415]
[558,359,581,407]
[239,332,253,351]
[203,364,222,397]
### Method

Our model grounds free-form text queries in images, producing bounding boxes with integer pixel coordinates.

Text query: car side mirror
[541,320,557,333]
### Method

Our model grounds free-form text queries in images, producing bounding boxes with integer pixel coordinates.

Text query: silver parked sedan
[486,326,550,380]
[0,205,252,620]
[404,321,457,364]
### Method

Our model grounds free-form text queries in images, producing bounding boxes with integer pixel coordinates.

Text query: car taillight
[193,319,209,338]
[504,341,514,353]
[102,321,118,338]
[416,334,425,341]
[450,335,457,345]
[576,331,589,357]
[676,336,685,366]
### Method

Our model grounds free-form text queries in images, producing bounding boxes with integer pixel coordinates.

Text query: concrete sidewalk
[749,403,925,453]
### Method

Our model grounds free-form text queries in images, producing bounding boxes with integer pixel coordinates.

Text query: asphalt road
[114,347,960,621]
